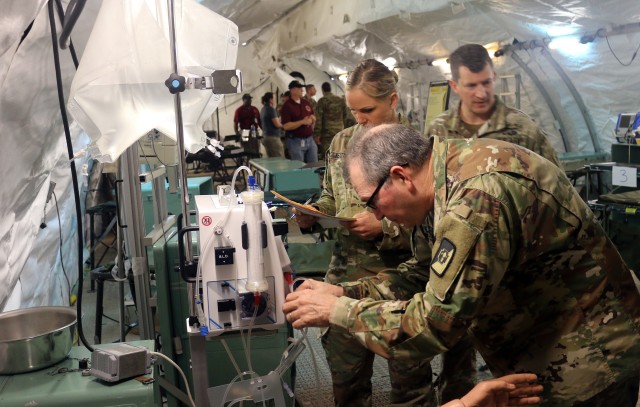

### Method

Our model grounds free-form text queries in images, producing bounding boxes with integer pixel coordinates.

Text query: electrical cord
[47,0,93,352]
[53,190,72,302]
[605,34,640,66]
[53,0,79,66]
[148,134,178,168]
[150,351,196,407]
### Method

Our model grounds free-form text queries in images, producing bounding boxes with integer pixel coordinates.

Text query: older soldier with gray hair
[284,123,640,406]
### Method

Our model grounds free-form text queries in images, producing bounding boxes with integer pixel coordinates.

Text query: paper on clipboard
[271,190,355,228]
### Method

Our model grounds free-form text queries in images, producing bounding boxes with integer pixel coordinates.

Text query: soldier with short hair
[284,123,640,407]
[428,43,560,166]
[314,82,349,161]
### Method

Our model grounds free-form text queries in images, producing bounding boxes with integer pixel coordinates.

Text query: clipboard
[270,190,355,228]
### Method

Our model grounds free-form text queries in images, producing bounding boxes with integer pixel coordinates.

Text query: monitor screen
[619,113,634,129]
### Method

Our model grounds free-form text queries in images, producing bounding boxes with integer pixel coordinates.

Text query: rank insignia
[431,238,456,277]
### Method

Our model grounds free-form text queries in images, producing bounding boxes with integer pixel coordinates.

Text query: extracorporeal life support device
[195,178,290,335]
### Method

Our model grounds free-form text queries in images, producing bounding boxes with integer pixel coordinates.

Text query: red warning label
[201,216,213,226]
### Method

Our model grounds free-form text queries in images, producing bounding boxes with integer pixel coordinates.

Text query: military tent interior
[1,0,640,405]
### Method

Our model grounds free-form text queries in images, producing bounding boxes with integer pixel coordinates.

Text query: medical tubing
[195,229,216,326]
[231,165,252,195]
[150,351,196,407]
[244,302,259,375]
[221,370,259,406]
[221,338,243,376]
[47,0,93,352]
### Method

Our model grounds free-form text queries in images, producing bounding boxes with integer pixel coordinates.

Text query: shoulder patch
[431,238,456,277]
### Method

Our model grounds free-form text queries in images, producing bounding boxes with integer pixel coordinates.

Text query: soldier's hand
[292,206,317,229]
[294,279,344,296]
[448,373,542,407]
[341,211,382,239]
[283,288,338,329]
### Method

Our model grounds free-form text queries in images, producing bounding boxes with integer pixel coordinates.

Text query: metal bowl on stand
[0,306,77,374]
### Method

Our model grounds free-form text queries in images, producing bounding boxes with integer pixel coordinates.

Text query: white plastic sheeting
[0,0,87,310]
[68,0,239,162]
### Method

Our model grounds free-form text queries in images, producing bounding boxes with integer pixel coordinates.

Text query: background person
[428,44,559,166]
[280,80,317,163]
[314,81,348,161]
[304,83,318,111]
[284,124,640,406]
[260,92,284,157]
[233,93,261,136]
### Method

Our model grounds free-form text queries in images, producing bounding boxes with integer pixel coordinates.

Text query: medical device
[90,343,152,382]
[615,112,640,143]
[195,175,289,335]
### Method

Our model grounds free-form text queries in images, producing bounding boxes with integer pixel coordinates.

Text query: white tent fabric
[67,0,239,162]
[2,0,640,311]
[0,1,88,311]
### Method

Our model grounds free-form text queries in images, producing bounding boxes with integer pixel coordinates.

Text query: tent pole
[509,50,571,153]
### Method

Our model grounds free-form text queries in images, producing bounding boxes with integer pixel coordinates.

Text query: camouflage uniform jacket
[314,114,412,282]
[427,97,560,167]
[331,136,640,405]
[314,92,348,141]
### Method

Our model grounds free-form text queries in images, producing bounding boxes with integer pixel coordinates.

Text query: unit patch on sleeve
[431,238,456,277]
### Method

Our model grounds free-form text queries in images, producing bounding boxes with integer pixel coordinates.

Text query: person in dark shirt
[280,80,317,163]
[234,93,261,136]
[260,92,284,157]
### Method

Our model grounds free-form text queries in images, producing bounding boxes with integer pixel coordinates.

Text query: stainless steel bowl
[0,306,77,374]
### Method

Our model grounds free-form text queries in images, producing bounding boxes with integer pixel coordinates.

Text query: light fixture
[483,42,500,56]
[241,41,248,46]
[381,57,397,70]
[579,34,595,44]
[430,58,448,68]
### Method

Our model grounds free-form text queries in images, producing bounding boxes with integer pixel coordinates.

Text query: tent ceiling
[202,0,640,75]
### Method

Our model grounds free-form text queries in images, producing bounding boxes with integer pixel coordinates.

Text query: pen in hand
[290,193,317,220]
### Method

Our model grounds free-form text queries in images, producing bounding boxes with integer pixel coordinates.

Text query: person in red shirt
[234,94,261,136]
[280,80,317,163]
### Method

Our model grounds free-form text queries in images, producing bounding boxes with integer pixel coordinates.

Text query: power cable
[53,190,72,301]
[47,0,93,352]
[605,34,640,66]
[53,0,79,67]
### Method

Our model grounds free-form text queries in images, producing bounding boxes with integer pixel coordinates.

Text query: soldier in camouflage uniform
[293,59,435,406]
[284,123,640,406]
[314,82,349,160]
[424,43,561,400]
[428,44,560,167]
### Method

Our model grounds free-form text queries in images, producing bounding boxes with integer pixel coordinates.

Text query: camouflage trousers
[320,318,477,406]
[321,325,435,407]
[318,136,333,161]
[435,337,477,404]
